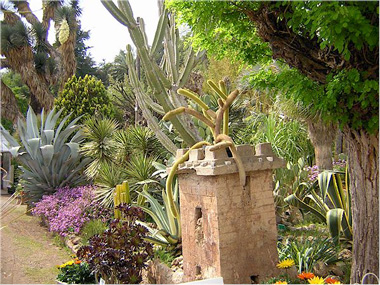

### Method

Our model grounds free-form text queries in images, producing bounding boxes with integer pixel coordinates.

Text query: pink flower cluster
[306,159,347,183]
[32,185,104,236]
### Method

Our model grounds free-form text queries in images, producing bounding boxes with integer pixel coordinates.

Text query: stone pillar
[176,143,285,284]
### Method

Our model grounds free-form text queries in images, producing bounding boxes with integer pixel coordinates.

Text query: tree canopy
[167,1,379,283]
[167,1,379,133]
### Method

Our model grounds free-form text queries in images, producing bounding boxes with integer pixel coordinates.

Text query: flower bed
[32,185,111,236]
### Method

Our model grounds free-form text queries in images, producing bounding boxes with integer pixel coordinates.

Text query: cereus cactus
[113,181,131,219]
[102,0,206,154]
[163,78,247,218]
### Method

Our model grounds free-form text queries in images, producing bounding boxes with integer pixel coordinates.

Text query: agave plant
[137,178,181,246]
[285,168,352,244]
[0,107,90,205]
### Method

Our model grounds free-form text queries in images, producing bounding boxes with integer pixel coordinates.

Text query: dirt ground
[0,194,72,284]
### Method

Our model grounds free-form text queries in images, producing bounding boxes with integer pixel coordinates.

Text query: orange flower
[325,277,340,284]
[274,281,288,284]
[298,272,315,280]
[74,259,81,264]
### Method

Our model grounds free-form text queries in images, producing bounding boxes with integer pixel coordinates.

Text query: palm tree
[0,0,78,113]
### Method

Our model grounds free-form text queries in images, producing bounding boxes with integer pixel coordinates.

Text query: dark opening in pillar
[196,265,202,276]
[195,206,202,221]
[250,275,259,284]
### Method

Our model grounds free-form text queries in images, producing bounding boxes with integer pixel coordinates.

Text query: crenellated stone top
[171,143,286,176]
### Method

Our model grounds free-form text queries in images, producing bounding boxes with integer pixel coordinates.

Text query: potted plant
[56,258,95,284]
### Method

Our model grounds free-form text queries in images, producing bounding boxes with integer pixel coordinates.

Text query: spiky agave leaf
[0,106,89,205]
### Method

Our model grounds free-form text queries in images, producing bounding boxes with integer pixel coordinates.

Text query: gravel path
[0,195,72,284]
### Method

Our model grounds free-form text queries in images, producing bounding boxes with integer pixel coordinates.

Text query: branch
[12,1,41,26]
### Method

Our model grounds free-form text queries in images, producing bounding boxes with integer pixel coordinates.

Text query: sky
[28,0,160,64]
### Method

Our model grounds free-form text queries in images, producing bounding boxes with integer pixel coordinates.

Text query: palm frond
[94,161,128,208]
[81,117,119,178]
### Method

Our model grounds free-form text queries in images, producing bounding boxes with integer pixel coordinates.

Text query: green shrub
[278,237,339,273]
[80,219,107,245]
[55,75,114,124]
[154,246,176,267]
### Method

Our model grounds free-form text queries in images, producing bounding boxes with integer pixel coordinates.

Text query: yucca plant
[81,117,119,179]
[114,126,167,163]
[285,168,352,244]
[94,162,128,208]
[0,107,90,205]
[125,154,158,192]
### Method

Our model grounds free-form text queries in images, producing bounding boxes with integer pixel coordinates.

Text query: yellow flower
[274,281,288,284]
[276,259,295,269]
[308,276,325,284]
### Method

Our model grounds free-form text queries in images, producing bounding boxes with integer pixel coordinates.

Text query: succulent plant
[285,168,352,244]
[163,79,247,219]
[102,0,206,154]
[0,107,90,205]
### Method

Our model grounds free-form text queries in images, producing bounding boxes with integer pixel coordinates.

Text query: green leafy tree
[167,1,378,283]
[55,75,114,124]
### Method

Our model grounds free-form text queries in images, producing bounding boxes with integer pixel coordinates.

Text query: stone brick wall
[177,143,285,284]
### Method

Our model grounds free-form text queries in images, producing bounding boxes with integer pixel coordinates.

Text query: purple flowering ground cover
[306,159,347,182]
[32,185,110,236]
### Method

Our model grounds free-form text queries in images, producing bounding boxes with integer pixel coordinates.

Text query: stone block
[236,144,255,158]
[255,143,274,156]
[176,148,189,160]
[204,146,229,160]
[189,148,205,161]
[178,145,283,284]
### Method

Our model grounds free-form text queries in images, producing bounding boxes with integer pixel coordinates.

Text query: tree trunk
[6,48,54,111]
[0,79,24,124]
[307,121,336,170]
[344,128,379,284]
[334,128,344,159]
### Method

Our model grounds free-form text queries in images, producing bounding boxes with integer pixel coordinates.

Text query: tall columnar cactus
[101,0,205,154]
[113,181,130,219]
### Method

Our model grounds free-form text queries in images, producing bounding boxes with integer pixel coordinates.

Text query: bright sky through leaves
[28,0,159,64]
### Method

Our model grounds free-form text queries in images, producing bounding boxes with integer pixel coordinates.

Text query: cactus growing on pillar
[163,78,248,218]
[101,0,205,154]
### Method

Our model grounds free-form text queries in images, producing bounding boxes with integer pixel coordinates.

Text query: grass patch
[79,219,107,245]
[154,246,176,267]
[25,266,59,283]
